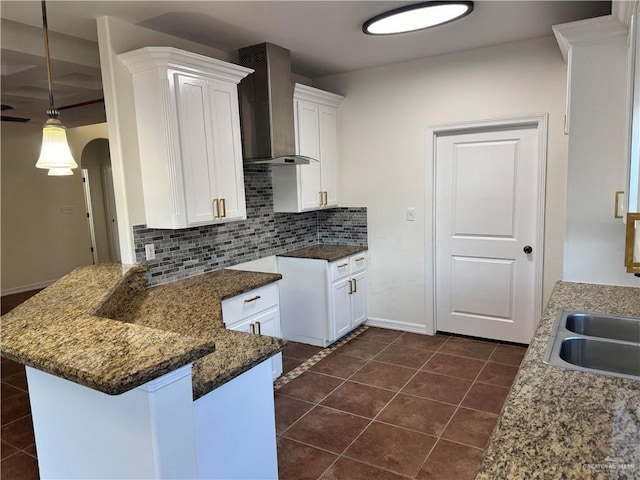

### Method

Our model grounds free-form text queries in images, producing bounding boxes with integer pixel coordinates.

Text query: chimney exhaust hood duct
[238,42,316,166]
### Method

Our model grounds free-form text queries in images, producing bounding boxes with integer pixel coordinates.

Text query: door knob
[523,245,533,254]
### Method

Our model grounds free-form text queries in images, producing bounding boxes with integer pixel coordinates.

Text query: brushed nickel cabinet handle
[614,191,624,219]
[244,295,261,303]
[250,323,255,334]
[220,198,227,218]
[213,198,220,218]
[255,321,261,335]
[352,278,357,293]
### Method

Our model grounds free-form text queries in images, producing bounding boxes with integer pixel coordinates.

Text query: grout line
[412,342,501,477]
[317,332,453,480]
[274,326,368,390]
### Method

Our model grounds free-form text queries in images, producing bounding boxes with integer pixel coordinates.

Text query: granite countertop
[475,281,640,479]
[1,264,285,399]
[278,244,367,262]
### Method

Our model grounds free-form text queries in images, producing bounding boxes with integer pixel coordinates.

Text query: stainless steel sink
[559,337,640,377]
[544,310,640,381]
[565,313,640,343]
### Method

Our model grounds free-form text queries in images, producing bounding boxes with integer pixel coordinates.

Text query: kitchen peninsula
[0,263,285,479]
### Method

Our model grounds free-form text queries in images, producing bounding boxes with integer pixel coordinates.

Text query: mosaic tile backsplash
[133,165,367,285]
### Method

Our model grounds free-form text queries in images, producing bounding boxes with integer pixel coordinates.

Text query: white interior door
[435,125,543,344]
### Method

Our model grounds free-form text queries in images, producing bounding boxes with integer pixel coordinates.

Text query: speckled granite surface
[278,244,367,262]
[1,264,285,399]
[475,281,640,480]
[110,268,286,400]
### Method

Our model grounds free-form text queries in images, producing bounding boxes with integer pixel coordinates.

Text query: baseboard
[365,317,430,334]
[1,279,57,296]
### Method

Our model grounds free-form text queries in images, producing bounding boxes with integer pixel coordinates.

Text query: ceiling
[1,1,611,127]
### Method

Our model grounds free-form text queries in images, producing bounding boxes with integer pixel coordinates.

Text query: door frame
[425,114,548,337]
[81,168,99,265]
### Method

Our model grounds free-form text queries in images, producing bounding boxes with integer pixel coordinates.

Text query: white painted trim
[82,168,99,265]
[365,317,429,335]
[1,279,57,296]
[613,0,637,28]
[553,14,628,62]
[118,47,253,84]
[137,365,192,392]
[426,114,548,343]
[96,17,136,264]
[294,83,344,107]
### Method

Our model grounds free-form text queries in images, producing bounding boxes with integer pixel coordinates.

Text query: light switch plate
[145,244,156,261]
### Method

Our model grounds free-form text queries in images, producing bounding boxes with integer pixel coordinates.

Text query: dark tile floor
[276,329,526,480]
[1,289,526,480]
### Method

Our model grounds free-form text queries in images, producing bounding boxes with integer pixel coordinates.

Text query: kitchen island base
[27,359,278,479]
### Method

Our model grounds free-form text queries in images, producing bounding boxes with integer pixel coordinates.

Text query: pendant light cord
[41,0,58,119]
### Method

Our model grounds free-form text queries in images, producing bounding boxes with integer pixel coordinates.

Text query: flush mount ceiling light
[363,1,474,35]
[35,0,77,176]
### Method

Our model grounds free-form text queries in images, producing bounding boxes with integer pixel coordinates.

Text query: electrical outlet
[406,207,416,221]
[145,244,156,261]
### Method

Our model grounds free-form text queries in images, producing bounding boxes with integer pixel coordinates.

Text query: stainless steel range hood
[238,43,316,166]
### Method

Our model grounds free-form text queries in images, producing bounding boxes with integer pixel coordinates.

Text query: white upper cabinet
[119,47,252,229]
[272,84,343,212]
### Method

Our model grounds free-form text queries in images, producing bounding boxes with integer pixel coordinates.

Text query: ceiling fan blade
[58,98,104,111]
[1,115,30,122]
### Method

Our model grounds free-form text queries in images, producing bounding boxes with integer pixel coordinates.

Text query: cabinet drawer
[350,252,367,274]
[222,283,279,325]
[329,259,351,282]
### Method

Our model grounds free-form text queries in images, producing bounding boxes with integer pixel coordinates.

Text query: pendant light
[35,0,77,175]
[363,1,474,35]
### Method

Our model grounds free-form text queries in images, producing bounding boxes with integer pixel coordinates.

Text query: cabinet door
[209,80,246,222]
[226,316,254,333]
[176,74,217,225]
[319,105,339,207]
[350,271,367,328]
[295,99,322,210]
[331,278,352,341]
[251,307,282,380]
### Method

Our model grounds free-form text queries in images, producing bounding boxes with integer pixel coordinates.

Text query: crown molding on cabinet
[293,83,344,108]
[118,47,253,84]
[553,14,628,63]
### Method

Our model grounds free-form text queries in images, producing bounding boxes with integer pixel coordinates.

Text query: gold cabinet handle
[319,191,325,206]
[614,191,624,219]
[348,279,353,294]
[255,321,261,335]
[323,191,328,206]
[625,213,640,273]
[220,198,227,218]
[213,198,220,218]
[244,295,261,303]
[250,323,255,334]
[563,114,568,136]
[337,263,348,268]
[352,278,357,293]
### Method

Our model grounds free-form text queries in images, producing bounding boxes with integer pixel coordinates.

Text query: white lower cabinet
[277,252,367,347]
[221,283,283,380]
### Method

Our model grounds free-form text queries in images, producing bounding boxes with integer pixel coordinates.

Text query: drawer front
[350,252,367,274]
[329,259,351,282]
[222,283,279,326]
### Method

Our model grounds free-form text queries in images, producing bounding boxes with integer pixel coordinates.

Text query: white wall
[96,17,234,264]
[1,123,95,294]
[315,36,570,331]
[563,35,639,286]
